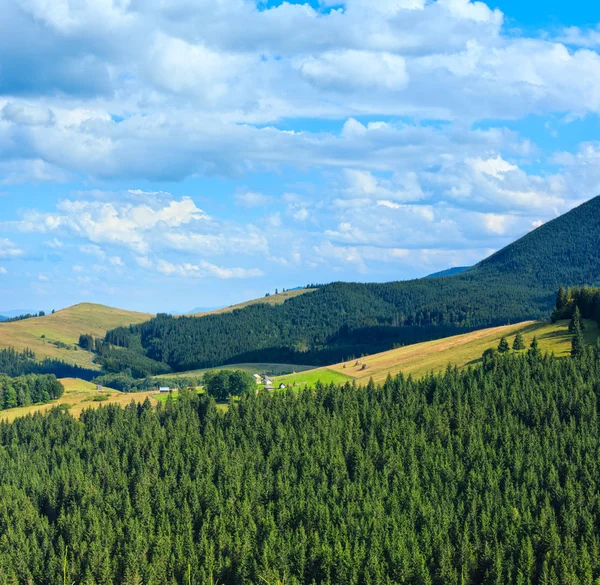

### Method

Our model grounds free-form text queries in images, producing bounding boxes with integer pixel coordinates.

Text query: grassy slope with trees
[276,318,600,386]
[0,303,152,369]
[0,378,157,423]
[104,196,600,371]
[3,347,600,583]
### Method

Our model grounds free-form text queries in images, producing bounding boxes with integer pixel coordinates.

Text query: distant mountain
[185,306,222,315]
[105,196,600,370]
[426,266,470,278]
[0,309,41,318]
[0,316,7,322]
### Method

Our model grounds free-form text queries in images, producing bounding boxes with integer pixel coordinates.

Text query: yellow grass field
[0,303,153,369]
[191,288,315,316]
[0,378,158,423]
[327,319,599,384]
[273,319,600,387]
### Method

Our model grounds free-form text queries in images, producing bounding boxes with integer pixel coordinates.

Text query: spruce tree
[528,336,541,358]
[569,306,585,332]
[556,286,567,310]
[571,316,585,357]
[512,332,526,351]
[497,336,510,353]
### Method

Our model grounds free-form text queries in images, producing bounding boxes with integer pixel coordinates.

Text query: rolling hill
[103,196,600,371]
[273,318,600,387]
[0,303,153,370]
[189,288,315,316]
[0,378,157,423]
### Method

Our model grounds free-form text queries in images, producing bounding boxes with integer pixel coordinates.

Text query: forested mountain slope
[4,348,600,583]
[105,196,600,370]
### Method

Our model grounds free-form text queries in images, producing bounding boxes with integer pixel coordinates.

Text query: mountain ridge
[100,196,600,371]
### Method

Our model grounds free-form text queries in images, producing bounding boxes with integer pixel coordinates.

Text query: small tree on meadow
[569,306,585,333]
[497,337,510,354]
[571,316,585,357]
[512,332,526,351]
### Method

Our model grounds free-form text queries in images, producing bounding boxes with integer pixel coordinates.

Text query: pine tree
[497,337,510,354]
[569,306,585,332]
[528,336,541,358]
[512,332,526,351]
[571,316,585,357]
[556,286,567,310]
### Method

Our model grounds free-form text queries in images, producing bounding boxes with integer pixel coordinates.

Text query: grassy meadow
[0,377,157,423]
[274,319,600,386]
[0,303,152,369]
[155,362,314,379]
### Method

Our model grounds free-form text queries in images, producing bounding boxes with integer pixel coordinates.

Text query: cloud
[18,196,209,253]
[2,102,55,126]
[467,156,518,179]
[0,239,24,259]
[136,256,263,279]
[234,190,274,207]
[297,50,408,91]
[0,267,7,274]
[557,26,600,49]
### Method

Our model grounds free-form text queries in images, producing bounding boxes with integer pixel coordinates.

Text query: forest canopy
[2,346,600,583]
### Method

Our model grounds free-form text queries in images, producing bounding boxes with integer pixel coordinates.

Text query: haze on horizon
[1,0,599,314]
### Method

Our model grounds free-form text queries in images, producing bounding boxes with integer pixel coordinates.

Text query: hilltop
[0,303,152,370]
[189,288,315,316]
[103,196,600,371]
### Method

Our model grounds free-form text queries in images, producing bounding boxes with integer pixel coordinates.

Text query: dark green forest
[552,286,600,324]
[0,347,98,380]
[104,196,600,371]
[3,347,600,584]
[0,373,63,410]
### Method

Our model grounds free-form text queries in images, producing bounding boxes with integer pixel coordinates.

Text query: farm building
[253,374,262,384]
[263,376,273,385]
[264,383,275,391]
[159,387,170,393]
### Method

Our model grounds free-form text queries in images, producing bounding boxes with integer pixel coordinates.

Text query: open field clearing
[274,320,600,387]
[273,368,353,388]
[155,362,314,379]
[0,377,157,423]
[0,303,153,369]
[191,288,315,316]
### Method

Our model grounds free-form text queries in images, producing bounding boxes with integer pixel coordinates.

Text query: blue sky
[1,0,599,314]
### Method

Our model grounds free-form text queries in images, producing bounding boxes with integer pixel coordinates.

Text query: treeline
[552,285,600,324]
[0,373,63,410]
[79,333,172,378]
[91,373,203,393]
[104,197,600,371]
[0,347,98,380]
[0,310,50,323]
[2,348,600,583]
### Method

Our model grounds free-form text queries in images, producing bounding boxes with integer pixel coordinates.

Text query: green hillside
[273,318,599,387]
[0,303,152,370]
[103,196,600,371]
